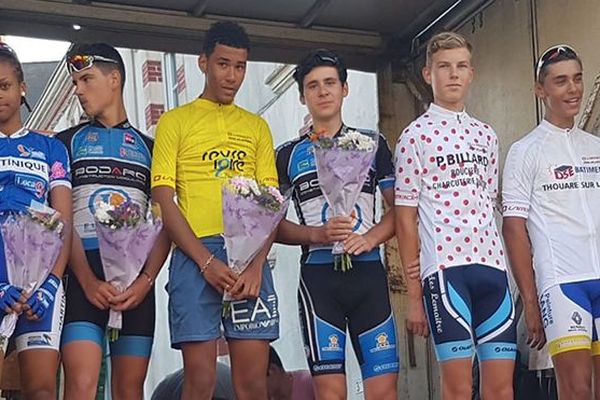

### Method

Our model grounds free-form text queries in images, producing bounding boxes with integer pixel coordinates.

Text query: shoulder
[55,122,89,144]
[276,134,308,159]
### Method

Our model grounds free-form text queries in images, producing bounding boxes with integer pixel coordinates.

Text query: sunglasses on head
[0,42,20,62]
[536,44,578,80]
[67,54,118,73]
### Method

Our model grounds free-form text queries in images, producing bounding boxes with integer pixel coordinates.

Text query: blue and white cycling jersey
[57,120,153,251]
[276,125,395,264]
[0,128,71,213]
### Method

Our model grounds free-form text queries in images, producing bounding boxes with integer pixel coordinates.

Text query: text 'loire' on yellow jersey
[151,97,278,238]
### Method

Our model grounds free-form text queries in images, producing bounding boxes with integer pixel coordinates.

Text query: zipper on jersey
[566,133,600,274]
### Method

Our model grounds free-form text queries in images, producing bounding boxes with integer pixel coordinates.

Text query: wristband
[200,253,215,273]
[140,271,154,286]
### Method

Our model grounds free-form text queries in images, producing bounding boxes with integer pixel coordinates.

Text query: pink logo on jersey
[553,165,574,180]
[50,161,67,180]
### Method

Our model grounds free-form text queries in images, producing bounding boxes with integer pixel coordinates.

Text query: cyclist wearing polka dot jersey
[395,103,505,274]
[394,32,516,400]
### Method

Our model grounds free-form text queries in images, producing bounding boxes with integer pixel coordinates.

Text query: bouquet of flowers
[0,204,66,340]
[222,177,289,312]
[94,199,162,340]
[311,128,378,271]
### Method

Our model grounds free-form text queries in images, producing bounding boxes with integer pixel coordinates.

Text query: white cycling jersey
[395,103,506,279]
[502,120,600,293]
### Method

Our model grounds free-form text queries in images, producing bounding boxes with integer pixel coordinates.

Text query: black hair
[536,45,582,84]
[67,42,126,90]
[293,48,348,96]
[268,346,284,371]
[202,21,250,57]
[0,43,31,111]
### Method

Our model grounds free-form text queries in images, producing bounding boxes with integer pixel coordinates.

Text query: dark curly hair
[203,21,250,56]
[293,48,348,96]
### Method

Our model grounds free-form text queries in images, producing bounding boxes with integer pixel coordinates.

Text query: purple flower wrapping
[0,214,63,339]
[222,187,289,277]
[313,144,377,254]
[95,214,162,330]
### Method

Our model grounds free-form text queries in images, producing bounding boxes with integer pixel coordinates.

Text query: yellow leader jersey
[151,98,278,238]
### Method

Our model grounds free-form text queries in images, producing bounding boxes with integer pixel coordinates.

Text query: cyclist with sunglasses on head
[0,42,72,400]
[275,49,399,400]
[57,43,170,400]
[503,45,600,399]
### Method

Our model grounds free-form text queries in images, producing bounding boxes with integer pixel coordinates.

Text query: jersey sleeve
[375,133,395,191]
[502,140,535,219]
[275,143,292,195]
[151,111,179,190]
[255,118,278,188]
[48,138,72,189]
[394,127,422,207]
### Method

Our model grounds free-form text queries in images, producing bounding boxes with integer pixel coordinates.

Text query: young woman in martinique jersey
[395,32,516,400]
[0,42,72,400]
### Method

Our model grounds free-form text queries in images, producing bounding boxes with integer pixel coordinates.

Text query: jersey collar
[539,119,577,135]
[195,97,236,110]
[90,119,131,129]
[427,103,468,122]
[0,127,29,139]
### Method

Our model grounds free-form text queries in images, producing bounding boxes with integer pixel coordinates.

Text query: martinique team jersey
[151,98,278,238]
[0,128,71,212]
[57,121,153,250]
[276,125,395,264]
[394,103,506,279]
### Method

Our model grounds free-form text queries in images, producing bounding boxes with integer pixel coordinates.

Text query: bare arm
[111,228,171,311]
[48,185,72,278]
[344,188,395,255]
[152,186,237,293]
[276,218,353,246]
[502,216,545,349]
[395,205,428,337]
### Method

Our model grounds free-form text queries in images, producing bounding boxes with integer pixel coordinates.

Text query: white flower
[94,201,114,224]
[339,129,376,152]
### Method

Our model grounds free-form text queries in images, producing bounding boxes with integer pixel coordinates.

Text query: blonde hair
[426,31,472,66]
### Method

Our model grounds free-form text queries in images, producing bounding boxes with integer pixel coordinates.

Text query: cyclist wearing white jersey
[395,32,516,400]
[503,45,600,400]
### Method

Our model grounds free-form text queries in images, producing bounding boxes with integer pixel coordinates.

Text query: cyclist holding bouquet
[0,42,72,400]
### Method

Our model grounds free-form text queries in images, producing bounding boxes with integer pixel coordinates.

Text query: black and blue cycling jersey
[56,120,153,250]
[57,120,156,356]
[275,125,394,264]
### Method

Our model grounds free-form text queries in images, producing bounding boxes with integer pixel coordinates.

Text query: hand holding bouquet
[221,177,289,312]
[0,204,66,340]
[311,128,377,271]
[94,199,162,340]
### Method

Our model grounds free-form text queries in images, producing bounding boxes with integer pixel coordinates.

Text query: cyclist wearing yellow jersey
[152,21,278,400]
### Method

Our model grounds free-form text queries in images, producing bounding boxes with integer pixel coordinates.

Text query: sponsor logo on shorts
[231,294,279,332]
[370,332,395,353]
[26,333,53,348]
[373,362,399,373]
[451,344,472,353]
[427,276,444,334]
[540,292,554,328]
[322,334,343,352]
[494,345,516,353]
[312,363,342,372]
[572,311,583,326]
